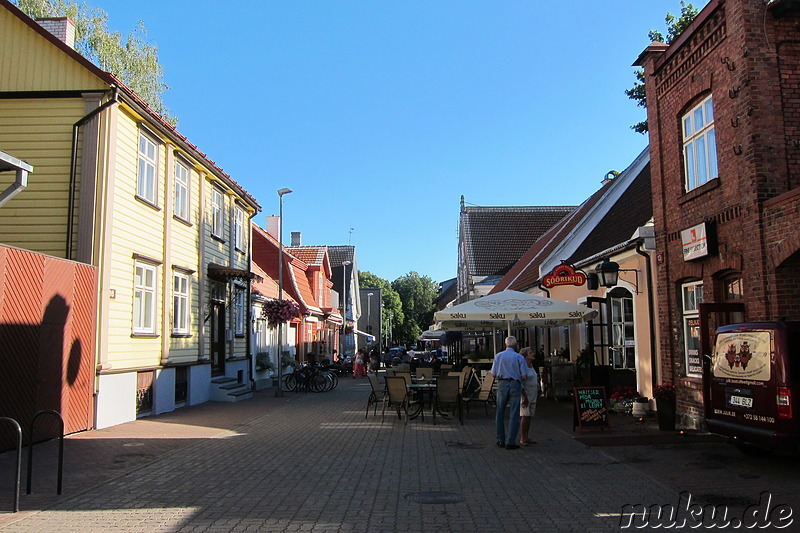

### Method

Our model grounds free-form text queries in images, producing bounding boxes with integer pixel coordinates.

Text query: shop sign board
[542,263,587,289]
[573,386,610,432]
[681,222,712,261]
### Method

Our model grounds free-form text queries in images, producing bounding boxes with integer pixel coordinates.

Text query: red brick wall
[642,0,800,424]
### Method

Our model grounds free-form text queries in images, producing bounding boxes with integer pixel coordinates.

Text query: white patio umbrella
[434,290,598,334]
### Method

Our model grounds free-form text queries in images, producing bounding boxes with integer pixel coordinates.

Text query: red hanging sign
[542,263,587,289]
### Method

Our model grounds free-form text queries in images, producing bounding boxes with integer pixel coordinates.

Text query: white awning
[354,329,375,341]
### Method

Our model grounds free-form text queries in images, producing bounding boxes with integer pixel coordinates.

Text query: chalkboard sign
[573,386,610,432]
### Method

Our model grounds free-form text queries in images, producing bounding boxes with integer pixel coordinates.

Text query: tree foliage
[391,272,438,347]
[16,0,175,125]
[626,1,700,134]
[358,271,404,346]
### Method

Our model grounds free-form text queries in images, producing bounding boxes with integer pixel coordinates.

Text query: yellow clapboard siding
[0,8,106,92]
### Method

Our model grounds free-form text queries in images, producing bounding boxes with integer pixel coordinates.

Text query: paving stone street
[1,375,799,532]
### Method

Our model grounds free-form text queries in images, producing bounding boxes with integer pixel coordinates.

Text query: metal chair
[463,375,496,418]
[433,376,463,425]
[365,373,386,418]
[415,367,434,380]
[382,376,423,424]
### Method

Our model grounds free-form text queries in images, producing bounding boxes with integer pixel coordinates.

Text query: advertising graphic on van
[713,331,771,382]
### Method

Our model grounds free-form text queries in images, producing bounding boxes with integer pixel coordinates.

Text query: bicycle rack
[26,410,64,496]
[0,417,22,513]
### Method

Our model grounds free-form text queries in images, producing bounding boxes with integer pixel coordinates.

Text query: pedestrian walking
[490,336,528,450]
[519,346,539,446]
[353,348,367,378]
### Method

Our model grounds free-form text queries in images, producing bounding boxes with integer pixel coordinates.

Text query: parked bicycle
[280,363,338,393]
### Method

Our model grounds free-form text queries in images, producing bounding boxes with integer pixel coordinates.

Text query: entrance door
[210,302,226,376]
[699,302,746,418]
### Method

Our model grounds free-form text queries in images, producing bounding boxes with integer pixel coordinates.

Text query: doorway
[210,302,226,376]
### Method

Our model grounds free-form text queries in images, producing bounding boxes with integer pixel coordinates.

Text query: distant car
[385,347,406,366]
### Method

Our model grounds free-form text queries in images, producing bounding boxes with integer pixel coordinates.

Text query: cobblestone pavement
[1,375,798,532]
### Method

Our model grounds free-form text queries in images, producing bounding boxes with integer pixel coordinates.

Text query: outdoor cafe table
[407,382,436,419]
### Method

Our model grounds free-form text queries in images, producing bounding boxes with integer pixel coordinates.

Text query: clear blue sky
[99,0,707,285]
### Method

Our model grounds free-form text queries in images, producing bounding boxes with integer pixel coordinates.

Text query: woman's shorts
[520,401,537,417]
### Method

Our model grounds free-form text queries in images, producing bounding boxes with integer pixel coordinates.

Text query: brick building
[636,0,800,427]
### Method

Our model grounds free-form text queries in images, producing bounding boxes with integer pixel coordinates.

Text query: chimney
[291,232,302,246]
[265,215,279,240]
[37,17,76,49]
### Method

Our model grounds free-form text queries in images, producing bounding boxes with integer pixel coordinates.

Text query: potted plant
[255,352,275,373]
[610,385,640,414]
[654,382,677,431]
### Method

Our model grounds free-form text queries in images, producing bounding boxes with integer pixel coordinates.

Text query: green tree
[358,271,404,348]
[16,0,175,125]
[391,272,438,346]
[626,1,700,133]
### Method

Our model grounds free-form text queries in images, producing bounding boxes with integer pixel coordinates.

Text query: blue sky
[98,0,708,285]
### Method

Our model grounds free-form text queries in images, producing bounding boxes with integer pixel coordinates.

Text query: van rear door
[707,322,799,450]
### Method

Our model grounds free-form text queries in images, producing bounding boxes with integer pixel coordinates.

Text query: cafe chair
[433,376,463,425]
[382,376,423,424]
[463,375,496,418]
[395,371,412,388]
[366,373,386,418]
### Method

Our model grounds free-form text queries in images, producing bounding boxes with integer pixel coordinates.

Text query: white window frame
[609,291,635,370]
[211,188,224,238]
[234,284,245,335]
[233,205,246,251]
[683,95,718,192]
[172,272,190,334]
[681,281,704,377]
[174,159,190,221]
[133,261,157,334]
[137,131,158,204]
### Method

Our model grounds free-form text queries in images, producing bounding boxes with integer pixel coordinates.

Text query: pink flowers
[262,299,301,325]
[610,386,640,402]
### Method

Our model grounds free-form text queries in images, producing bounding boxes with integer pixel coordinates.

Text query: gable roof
[252,224,321,315]
[461,205,575,277]
[491,148,652,293]
[0,0,259,211]
[327,246,356,267]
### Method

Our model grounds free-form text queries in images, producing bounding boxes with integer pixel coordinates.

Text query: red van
[705,321,800,453]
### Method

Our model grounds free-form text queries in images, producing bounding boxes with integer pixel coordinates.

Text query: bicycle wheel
[310,374,327,393]
[324,371,338,391]
[281,373,297,392]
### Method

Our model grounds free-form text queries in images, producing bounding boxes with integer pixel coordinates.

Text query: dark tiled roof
[567,164,652,263]
[491,188,609,293]
[463,206,575,277]
[328,246,355,267]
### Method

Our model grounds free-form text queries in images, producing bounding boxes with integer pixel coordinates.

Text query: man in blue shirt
[490,336,528,449]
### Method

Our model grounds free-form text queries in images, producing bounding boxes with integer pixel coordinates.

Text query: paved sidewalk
[0,375,776,532]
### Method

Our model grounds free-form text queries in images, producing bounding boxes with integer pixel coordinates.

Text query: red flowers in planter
[262,299,300,325]
[610,386,640,402]
[653,382,676,402]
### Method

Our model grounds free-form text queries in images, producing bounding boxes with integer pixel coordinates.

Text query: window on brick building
[683,95,718,191]
[719,273,745,324]
[681,281,704,377]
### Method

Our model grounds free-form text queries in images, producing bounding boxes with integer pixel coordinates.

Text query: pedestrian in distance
[353,348,367,378]
[490,336,528,450]
[519,347,539,446]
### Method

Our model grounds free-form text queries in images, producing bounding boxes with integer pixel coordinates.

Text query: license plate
[729,395,753,408]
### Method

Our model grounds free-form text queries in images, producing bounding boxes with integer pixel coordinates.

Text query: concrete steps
[210,376,253,402]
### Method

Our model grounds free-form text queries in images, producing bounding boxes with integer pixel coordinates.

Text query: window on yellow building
[211,188,224,238]
[137,131,158,204]
[174,159,190,221]
[134,261,157,334]
[172,272,190,335]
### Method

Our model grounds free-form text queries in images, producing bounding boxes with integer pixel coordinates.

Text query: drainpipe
[66,87,118,260]
[246,211,257,391]
[636,240,658,395]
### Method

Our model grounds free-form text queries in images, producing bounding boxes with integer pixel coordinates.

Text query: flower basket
[262,299,301,326]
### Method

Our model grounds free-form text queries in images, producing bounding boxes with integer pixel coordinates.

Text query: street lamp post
[275,187,292,397]
[340,260,351,361]
[367,292,373,346]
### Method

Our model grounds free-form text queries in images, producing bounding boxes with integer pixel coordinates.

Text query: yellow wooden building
[0,2,261,428]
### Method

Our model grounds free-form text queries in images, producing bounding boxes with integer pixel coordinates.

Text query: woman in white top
[519,347,539,446]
